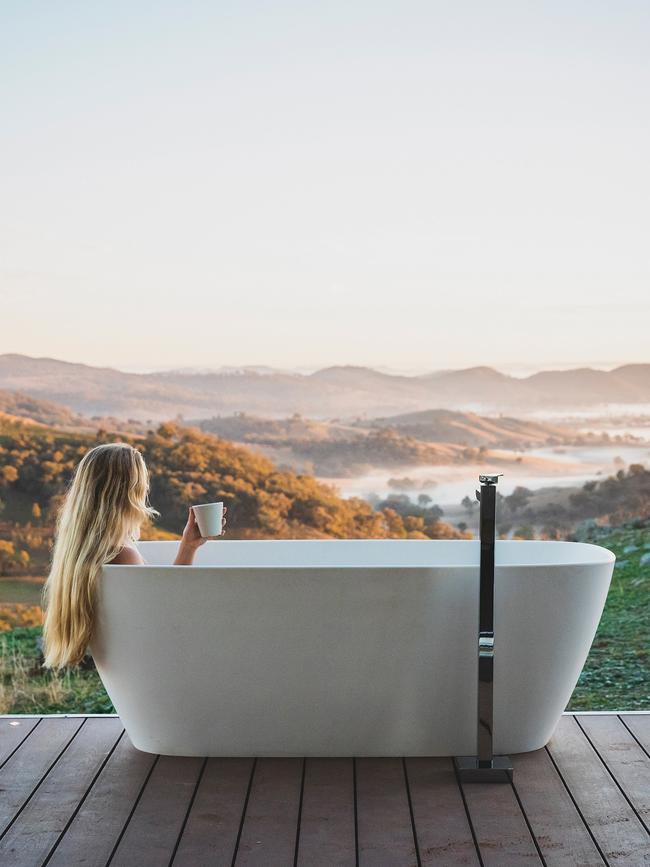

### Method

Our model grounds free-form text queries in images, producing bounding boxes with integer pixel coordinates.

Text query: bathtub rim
[105,538,615,570]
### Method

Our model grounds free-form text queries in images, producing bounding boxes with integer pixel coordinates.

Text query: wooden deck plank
[0,717,83,837]
[548,715,650,865]
[511,747,605,866]
[173,758,254,867]
[577,715,650,830]
[296,758,355,867]
[234,758,303,867]
[406,757,480,866]
[235,758,303,867]
[110,755,204,867]
[47,733,157,867]
[621,713,650,754]
[461,781,542,865]
[0,718,39,768]
[0,717,122,867]
[356,758,418,867]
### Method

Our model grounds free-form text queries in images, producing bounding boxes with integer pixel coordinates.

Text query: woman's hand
[182,506,228,548]
[174,506,228,565]
[181,507,204,549]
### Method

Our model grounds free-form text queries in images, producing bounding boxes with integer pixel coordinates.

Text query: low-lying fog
[320,409,650,514]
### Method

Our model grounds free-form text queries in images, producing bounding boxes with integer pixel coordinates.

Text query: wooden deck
[0,713,648,866]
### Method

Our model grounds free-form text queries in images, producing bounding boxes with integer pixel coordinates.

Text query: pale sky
[1,1,649,373]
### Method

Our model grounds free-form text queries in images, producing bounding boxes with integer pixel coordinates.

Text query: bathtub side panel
[92,566,480,756]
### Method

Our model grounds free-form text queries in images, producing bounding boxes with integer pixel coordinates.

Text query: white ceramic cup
[192,502,225,538]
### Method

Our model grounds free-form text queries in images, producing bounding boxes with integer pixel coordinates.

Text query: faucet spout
[454,471,513,783]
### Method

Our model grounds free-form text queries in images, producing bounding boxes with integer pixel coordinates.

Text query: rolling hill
[0,390,83,427]
[358,408,573,448]
[0,354,649,420]
[196,409,583,475]
[0,416,466,545]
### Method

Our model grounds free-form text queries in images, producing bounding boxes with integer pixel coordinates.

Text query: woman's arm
[173,506,227,566]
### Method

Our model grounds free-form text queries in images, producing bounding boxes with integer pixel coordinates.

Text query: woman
[43,442,226,669]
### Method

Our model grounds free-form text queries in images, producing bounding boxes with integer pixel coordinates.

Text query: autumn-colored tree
[2,465,18,483]
[0,539,15,574]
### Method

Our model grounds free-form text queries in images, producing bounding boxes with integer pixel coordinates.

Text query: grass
[568,524,650,710]
[0,576,44,605]
[0,627,113,714]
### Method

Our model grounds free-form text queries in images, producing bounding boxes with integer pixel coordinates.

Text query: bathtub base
[454,754,514,783]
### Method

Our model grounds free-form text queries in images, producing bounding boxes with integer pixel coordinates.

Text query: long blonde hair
[43,442,157,669]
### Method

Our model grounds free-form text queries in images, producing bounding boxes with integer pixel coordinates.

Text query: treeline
[0,417,467,573]
[567,465,650,525]
[266,428,462,477]
[199,415,464,476]
[492,464,650,537]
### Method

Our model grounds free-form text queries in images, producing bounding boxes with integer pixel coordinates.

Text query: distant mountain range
[0,354,649,421]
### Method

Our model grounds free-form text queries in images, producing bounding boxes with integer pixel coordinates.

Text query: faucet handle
[479,473,503,486]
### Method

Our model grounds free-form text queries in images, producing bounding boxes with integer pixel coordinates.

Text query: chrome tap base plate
[453,755,514,783]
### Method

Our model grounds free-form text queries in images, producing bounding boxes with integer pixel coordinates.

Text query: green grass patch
[0,626,113,714]
[568,526,650,710]
[0,578,44,605]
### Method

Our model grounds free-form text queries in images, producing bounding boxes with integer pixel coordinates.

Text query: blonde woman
[43,442,227,669]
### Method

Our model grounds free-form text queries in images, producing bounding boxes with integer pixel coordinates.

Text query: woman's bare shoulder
[108,545,145,565]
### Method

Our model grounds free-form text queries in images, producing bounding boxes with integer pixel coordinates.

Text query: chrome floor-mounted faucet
[454,473,514,783]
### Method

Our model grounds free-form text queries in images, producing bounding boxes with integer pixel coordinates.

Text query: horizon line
[0,351,645,380]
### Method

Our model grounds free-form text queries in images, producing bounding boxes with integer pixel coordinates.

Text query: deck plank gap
[402,758,423,867]
[230,756,257,867]
[618,715,650,761]
[0,717,41,771]
[0,716,87,843]
[575,715,650,836]
[43,728,126,867]
[509,778,548,866]
[169,756,208,867]
[543,745,611,865]
[105,753,160,867]
[292,757,306,867]
[452,759,485,867]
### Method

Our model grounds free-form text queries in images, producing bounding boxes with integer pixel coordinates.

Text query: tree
[505,486,533,514]
[0,540,15,574]
[513,525,535,540]
[1,465,18,483]
[461,495,476,515]
[31,502,42,523]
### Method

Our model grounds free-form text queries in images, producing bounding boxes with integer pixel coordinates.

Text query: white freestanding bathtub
[92,539,614,757]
